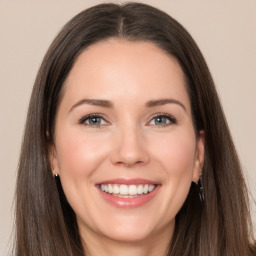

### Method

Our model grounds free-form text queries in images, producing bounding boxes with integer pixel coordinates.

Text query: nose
[110,125,150,168]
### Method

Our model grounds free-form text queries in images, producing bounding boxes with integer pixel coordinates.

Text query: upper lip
[96,178,159,185]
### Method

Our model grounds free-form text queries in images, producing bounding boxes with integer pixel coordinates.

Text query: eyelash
[79,113,108,128]
[147,113,177,127]
[79,113,177,128]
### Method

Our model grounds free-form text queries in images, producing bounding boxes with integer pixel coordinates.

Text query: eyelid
[78,112,176,128]
[79,113,109,127]
[147,112,177,126]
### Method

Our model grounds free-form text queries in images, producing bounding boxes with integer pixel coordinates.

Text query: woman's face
[51,40,204,245]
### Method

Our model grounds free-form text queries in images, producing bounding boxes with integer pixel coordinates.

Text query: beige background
[0,0,255,255]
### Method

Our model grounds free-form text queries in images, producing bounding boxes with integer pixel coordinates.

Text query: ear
[48,143,60,176]
[192,130,205,182]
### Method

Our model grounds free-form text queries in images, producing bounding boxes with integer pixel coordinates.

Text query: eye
[79,114,108,127]
[148,114,176,126]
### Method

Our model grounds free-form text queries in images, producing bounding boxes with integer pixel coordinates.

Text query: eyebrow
[145,99,187,112]
[69,98,186,113]
[69,99,113,112]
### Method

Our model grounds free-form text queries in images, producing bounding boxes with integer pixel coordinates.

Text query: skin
[51,39,204,256]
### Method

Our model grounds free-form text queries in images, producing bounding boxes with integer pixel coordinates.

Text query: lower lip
[97,185,160,208]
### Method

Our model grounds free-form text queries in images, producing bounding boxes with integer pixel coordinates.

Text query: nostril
[115,160,145,167]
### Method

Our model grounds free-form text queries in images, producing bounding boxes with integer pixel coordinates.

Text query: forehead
[61,39,190,111]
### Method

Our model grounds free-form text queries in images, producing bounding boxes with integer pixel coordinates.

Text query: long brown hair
[14,2,255,255]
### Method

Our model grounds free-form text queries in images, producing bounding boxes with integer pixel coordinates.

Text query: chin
[103,226,154,243]
[97,214,173,244]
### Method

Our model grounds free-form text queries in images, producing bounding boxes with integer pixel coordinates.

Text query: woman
[14,2,255,256]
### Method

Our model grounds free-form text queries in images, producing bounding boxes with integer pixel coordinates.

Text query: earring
[52,171,59,177]
[198,175,204,202]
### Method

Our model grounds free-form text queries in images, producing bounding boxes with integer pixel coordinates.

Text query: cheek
[149,131,196,219]
[152,130,196,176]
[55,130,108,177]
[54,129,111,219]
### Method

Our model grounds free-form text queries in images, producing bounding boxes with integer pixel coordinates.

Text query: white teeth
[120,184,128,195]
[108,184,113,193]
[113,184,119,194]
[143,184,149,194]
[100,184,156,196]
[137,185,143,194]
[128,185,137,195]
[149,185,155,192]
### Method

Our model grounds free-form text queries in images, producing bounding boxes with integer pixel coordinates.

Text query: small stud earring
[52,171,59,177]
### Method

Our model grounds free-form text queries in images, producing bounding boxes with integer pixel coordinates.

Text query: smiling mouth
[96,178,160,208]
[99,184,156,198]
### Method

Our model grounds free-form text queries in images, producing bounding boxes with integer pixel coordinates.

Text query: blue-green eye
[80,115,107,127]
[149,114,176,126]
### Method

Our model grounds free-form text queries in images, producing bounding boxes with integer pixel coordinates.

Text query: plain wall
[0,0,255,255]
